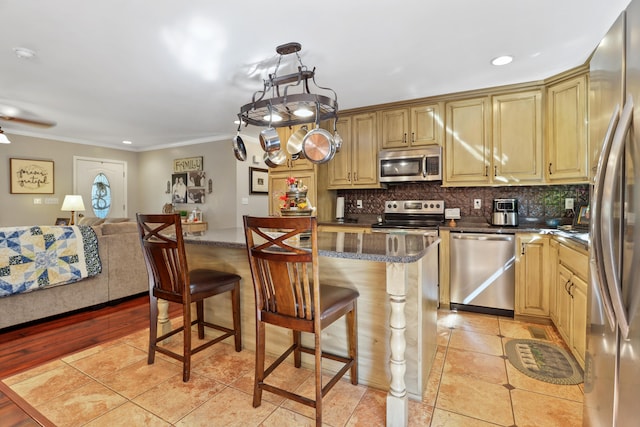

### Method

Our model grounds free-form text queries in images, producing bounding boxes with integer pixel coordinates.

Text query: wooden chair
[243,215,358,426]
[136,213,241,382]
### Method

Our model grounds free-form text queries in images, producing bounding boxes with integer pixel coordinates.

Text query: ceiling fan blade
[0,114,57,128]
[0,103,57,128]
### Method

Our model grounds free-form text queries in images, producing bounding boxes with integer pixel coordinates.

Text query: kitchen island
[178,227,439,427]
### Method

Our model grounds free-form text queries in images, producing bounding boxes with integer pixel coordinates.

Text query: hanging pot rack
[237,42,339,128]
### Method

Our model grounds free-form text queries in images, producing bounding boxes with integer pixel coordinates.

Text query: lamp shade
[61,195,85,211]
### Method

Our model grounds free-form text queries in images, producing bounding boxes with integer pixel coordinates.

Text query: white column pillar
[386,262,408,427]
[157,298,172,339]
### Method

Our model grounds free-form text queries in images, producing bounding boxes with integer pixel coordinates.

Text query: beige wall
[0,133,140,226]
[137,135,269,228]
[0,131,269,227]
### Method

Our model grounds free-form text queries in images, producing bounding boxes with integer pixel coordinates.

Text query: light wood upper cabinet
[444,91,544,187]
[326,117,352,188]
[515,233,550,318]
[546,74,589,183]
[327,112,381,189]
[272,124,315,172]
[493,90,543,183]
[380,103,442,148]
[444,97,491,185]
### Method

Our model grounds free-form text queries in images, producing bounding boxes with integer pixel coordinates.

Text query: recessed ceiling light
[491,55,513,66]
[122,140,132,145]
[13,47,36,59]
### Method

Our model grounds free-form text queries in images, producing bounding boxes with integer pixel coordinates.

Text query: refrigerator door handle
[591,103,621,331]
[601,95,633,340]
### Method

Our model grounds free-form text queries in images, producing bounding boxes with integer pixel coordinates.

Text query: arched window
[91,173,111,218]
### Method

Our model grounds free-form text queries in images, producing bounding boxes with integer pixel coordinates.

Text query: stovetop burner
[372,200,445,230]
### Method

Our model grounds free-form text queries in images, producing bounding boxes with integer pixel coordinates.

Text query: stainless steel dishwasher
[450,232,516,316]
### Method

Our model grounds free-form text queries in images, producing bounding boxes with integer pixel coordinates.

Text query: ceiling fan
[0,103,56,128]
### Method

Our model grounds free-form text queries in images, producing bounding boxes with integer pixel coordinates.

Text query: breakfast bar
[178,228,440,427]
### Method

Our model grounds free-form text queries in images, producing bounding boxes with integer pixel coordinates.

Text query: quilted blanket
[0,225,102,297]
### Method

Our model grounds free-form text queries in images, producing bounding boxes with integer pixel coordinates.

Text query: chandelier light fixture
[237,42,339,129]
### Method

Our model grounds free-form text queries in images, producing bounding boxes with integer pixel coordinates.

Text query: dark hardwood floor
[0,295,180,427]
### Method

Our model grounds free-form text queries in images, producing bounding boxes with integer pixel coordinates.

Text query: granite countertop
[440,219,589,249]
[319,216,590,249]
[184,227,440,263]
[440,221,539,233]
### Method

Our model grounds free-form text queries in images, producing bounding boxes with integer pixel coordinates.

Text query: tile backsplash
[337,183,589,221]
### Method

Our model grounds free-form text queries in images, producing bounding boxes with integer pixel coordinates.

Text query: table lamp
[61,195,85,225]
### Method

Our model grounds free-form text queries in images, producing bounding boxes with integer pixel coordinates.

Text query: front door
[73,156,127,219]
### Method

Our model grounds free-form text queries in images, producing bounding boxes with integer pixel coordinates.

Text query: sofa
[0,220,148,330]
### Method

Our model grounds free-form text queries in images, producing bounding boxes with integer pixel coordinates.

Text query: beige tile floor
[2,310,584,426]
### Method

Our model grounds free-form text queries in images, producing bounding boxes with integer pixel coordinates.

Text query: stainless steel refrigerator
[586,1,640,425]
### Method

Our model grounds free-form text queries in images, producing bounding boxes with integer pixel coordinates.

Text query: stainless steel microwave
[379,147,442,183]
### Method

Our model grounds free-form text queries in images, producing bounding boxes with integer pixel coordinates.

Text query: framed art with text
[10,158,55,194]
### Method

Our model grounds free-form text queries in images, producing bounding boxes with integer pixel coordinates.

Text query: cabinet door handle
[403,133,407,144]
[485,166,488,177]
[494,165,497,177]
[521,243,526,255]
[565,279,572,293]
[354,172,358,182]
[569,282,575,298]
[347,172,351,182]
[411,132,415,142]
[548,162,553,175]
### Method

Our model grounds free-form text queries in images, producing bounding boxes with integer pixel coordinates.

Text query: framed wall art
[10,158,55,194]
[171,173,188,203]
[249,167,268,194]
[576,205,590,227]
[55,217,70,226]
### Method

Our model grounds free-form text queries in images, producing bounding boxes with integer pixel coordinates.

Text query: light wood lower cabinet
[570,273,587,367]
[553,242,588,368]
[317,224,372,233]
[548,239,560,324]
[267,170,316,216]
[515,233,550,318]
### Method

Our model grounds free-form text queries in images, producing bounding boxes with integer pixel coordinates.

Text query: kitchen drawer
[559,244,588,280]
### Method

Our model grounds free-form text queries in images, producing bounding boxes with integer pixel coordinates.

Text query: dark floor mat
[505,339,583,385]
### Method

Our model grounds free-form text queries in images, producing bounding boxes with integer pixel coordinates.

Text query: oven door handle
[371,228,438,236]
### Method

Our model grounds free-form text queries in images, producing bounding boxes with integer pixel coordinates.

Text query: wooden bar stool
[243,215,359,426]
[137,213,241,382]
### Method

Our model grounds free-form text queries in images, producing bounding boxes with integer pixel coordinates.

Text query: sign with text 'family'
[173,156,203,172]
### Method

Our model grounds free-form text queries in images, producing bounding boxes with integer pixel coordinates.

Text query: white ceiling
[0,0,631,151]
